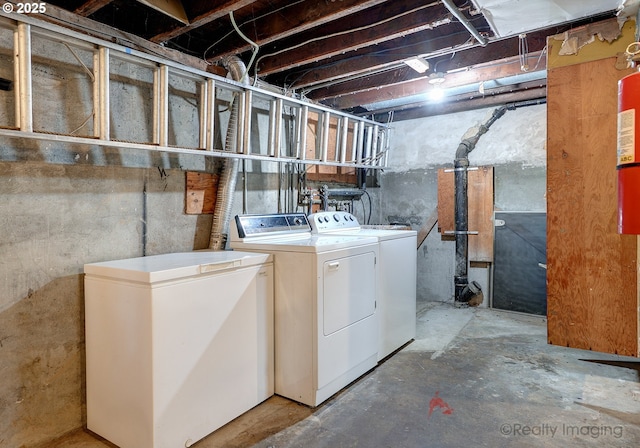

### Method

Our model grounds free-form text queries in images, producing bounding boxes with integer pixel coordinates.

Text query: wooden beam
[255,2,452,76]
[320,51,546,110]
[203,0,388,62]
[74,0,113,16]
[367,79,546,116]
[300,27,549,101]
[382,87,546,121]
[277,23,473,90]
[150,0,256,43]
[34,3,209,72]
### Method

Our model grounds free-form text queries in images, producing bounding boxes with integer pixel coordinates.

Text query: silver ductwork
[209,56,247,250]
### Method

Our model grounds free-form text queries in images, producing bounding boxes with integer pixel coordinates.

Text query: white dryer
[230,213,379,407]
[309,211,417,360]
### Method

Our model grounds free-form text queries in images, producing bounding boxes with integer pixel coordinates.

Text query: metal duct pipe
[209,56,247,250]
[453,156,469,301]
[441,0,487,47]
[506,98,547,110]
[453,106,506,302]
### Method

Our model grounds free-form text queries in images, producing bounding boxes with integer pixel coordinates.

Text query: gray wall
[370,105,547,303]
[0,36,281,446]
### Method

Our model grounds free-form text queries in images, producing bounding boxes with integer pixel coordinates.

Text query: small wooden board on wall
[185,172,219,214]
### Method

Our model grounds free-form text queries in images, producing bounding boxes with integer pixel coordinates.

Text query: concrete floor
[50,302,640,448]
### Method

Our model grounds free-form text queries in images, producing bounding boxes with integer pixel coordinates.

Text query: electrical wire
[254,1,443,81]
[291,34,476,95]
[63,43,95,135]
[528,45,547,71]
[518,33,529,71]
[359,196,367,223]
[362,189,372,225]
[202,0,306,61]
[229,11,259,84]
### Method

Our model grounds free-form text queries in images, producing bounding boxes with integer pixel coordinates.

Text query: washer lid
[84,250,272,283]
[326,228,417,241]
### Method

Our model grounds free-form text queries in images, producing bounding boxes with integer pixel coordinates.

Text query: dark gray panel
[493,212,547,315]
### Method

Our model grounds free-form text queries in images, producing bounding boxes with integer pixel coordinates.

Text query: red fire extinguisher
[617,71,640,234]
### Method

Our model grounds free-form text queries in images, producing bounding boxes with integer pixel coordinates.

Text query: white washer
[309,211,417,360]
[230,213,379,407]
[84,251,274,448]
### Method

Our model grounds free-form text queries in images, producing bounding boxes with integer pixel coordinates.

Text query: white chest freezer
[84,250,274,448]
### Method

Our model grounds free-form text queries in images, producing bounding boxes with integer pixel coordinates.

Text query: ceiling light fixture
[404,57,430,73]
[426,72,446,102]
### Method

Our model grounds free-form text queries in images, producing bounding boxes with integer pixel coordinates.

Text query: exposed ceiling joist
[320,51,547,110]
[37,2,209,71]
[382,87,547,121]
[74,0,113,17]
[254,1,454,76]
[306,29,548,103]
[150,0,256,43]
[38,0,629,120]
[203,0,389,62]
[278,23,474,90]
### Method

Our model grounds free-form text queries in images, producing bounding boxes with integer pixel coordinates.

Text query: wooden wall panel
[437,168,455,234]
[468,166,494,262]
[546,57,638,356]
[185,172,218,214]
[437,166,494,262]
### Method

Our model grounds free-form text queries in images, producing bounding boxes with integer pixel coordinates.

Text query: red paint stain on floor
[428,391,453,417]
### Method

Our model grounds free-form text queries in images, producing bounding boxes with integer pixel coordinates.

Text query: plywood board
[546,57,638,356]
[437,169,454,235]
[437,167,494,262]
[185,172,218,214]
[468,166,494,262]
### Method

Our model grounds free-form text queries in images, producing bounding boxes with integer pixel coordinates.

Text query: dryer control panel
[309,211,361,233]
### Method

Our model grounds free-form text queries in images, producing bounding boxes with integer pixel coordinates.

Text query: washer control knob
[294,217,303,225]
[333,214,340,222]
